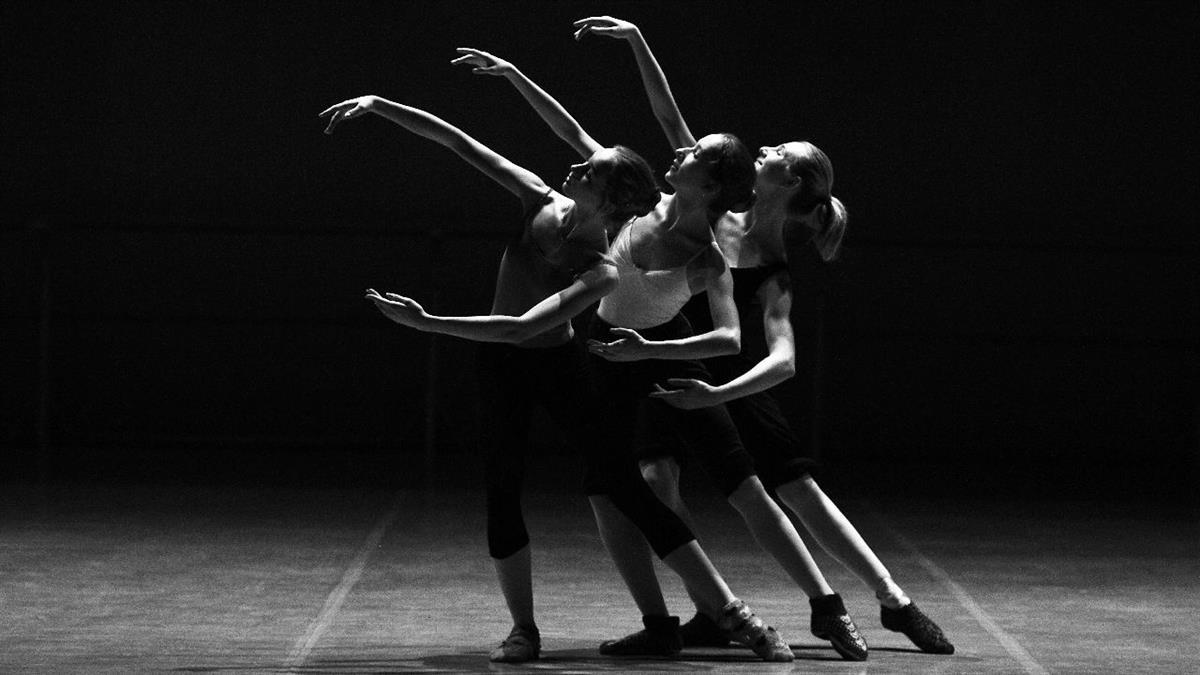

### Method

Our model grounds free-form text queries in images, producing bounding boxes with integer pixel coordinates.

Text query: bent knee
[727,475,771,510]
[639,459,682,504]
[776,475,823,510]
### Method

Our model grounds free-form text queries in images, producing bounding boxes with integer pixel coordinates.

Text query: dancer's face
[664,134,726,193]
[755,142,806,191]
[562,148,617,212]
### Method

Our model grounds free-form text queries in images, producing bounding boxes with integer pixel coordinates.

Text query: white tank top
[597,222,718,329]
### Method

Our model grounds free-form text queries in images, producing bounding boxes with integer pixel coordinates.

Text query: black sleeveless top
[491,189,613,348]
[681,263,789,382]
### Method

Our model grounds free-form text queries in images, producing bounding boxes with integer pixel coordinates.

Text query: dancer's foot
[489,624,540,663]
[882,603,955,654]
[810,593,868,661]
[718,599,794,662]
[598,615,681,656]
[680,611,731,648]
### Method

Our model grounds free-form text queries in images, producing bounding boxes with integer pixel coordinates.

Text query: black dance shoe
[598,614,682,656]
[810,593,869,661]
[882,603,955,654]
[680,611,731,647]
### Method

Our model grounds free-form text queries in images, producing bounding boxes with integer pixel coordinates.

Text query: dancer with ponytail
[574,15,955,658]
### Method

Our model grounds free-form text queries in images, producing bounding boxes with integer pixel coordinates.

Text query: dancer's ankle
[874,576,910,610]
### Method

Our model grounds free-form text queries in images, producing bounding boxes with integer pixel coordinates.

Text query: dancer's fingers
[323,110,344,134]
[608,327,641,340]
[664,378,699,389]
[572,16,613,27]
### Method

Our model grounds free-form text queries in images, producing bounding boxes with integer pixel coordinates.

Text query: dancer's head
[755,141,847,262]
[665,133,757,217]
[562,145,660,224]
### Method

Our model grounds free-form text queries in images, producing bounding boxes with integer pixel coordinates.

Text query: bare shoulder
[689,240,730,282]
[525,188,570,227]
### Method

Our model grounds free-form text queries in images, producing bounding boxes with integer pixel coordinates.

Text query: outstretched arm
[320,95,547,205]
[652,274,796,409]
[574,16,697,149]
[367,264,618,344]
[452,48,602,159]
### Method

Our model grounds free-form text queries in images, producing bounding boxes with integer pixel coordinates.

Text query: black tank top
[681,263,788,382]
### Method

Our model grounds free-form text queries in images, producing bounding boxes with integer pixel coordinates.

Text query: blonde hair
[785,142,848,262]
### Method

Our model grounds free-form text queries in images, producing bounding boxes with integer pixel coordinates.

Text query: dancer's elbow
[503,320,547,344]
[776,356,796,380]
[714,329,741,356]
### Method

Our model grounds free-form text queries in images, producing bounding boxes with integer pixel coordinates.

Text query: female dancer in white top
[574,15,955,657]
[453,44,861,661]
[322,91,790,662]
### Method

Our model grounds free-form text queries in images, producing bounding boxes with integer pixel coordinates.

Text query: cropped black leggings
[477,340,694,560]
[588,314,757,497]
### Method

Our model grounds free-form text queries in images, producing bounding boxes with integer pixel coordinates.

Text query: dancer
[453,45,862,661]
[320,93,791,662]
[574,15,955,655]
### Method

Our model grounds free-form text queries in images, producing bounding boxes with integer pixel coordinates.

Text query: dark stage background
[3,1,1197,501]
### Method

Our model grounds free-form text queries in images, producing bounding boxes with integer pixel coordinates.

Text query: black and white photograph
[2,1,1197,672]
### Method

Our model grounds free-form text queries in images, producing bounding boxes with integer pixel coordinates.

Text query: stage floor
[1,482,1196,673]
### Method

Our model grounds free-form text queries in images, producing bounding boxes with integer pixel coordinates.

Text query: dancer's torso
[491,189,611,348]
[684,217,789,378]
[597,206,721,329]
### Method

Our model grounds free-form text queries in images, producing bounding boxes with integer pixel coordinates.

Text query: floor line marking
[284,496,403,671]
[867,504,1050,675]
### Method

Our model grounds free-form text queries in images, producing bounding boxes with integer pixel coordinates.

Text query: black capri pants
[477,339,694,561]
[588,313,757,497]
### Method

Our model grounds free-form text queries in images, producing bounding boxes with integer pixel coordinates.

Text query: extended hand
[572,16,639,41]
[586,327,652,362]
[365,288,429,329]
[648,378,722,410]
[451,47,516,77]
[319,96,377,134]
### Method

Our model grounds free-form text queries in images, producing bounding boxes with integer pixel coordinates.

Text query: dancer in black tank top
[579,15,956,659]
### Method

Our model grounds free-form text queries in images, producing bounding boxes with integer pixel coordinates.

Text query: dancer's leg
[640,456,719,616]
[493,545,535,627]
[639,457,699,532]
[775,475,899,601]
[478,344,541,662]
[726,475,834,597]
[588,496,669,617]
[668,398,867,661]
[776,475,954,654]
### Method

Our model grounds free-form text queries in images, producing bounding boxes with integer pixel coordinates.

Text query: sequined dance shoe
[598,614,682,656]
[489,624,540,663]
[718,599,794,662]
[882,603,955,654]
[810,593,869,661]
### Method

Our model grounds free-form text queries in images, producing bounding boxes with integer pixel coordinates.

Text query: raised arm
[320,95,547,205]
[652,273,796,409]
[452,48,602,159]
[366,263,618,345]
[574,16,697,149]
